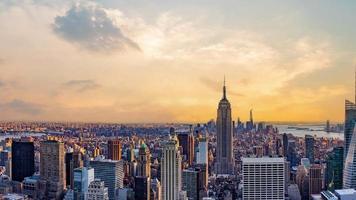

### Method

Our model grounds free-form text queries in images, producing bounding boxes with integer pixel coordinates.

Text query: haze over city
[1,0,356,123]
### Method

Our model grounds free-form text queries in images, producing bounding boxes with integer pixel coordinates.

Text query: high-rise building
[182,167,206,200]
[73,167,94,200]
[11,140,35,182]
[282,133,289,157]
[215,79,234,175]
[296,165,309,200]
[325,146,344,191]
[161,135,182,200]
[196,136,208,165]
[177,132,194,166]
[87,179,109,200]
[90,158,124,200]
[287,140,298,168]
[343,126,356,189]
[344,99,356,161]
[107,139,122,160]
[134,176,150,200]
[65,152,73,187]
[309,164,322,197]
[71,151,84,189]
[137,143,151,178]
[151,178,161,200]
[305,135,315,163]
[39,140,66,200]
[242,157,286,200]
[0,150,11,178]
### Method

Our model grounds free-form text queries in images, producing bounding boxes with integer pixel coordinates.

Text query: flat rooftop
[242,157,285,163]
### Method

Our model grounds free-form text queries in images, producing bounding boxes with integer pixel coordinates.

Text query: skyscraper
[39,140,66,200]
[196,136,208,165]
[325,146,344,191]
[305,135,315,163]
[282,133,289,157]
[73,167,95,200]
[215,79,234,175]
[344,72,356,160]
[107,139,122,160]
[309,164,323,197]
[242,157,286,200]
[134,176,150,200]
[182,169,200,200]
[177,132,194,166]
[161,135,182,200]
[89,158,124,200]
[343,126,356,189]
[137,143,151,178]
[11,140,35,182]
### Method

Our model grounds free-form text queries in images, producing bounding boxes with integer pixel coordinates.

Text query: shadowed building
[107,139,122,160]
[11,140,35,182]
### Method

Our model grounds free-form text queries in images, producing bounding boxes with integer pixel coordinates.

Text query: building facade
[107,139,122,161]
[11,140,35,182]
[242,157,286,200]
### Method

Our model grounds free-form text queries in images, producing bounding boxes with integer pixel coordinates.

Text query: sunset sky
[1,0,356,123]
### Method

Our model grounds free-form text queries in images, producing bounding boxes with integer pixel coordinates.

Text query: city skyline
[1,1,356,123]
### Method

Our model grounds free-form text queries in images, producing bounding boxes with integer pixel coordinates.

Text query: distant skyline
[1,0,356,123]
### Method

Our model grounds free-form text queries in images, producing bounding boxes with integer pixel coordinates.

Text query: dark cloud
[63,79,101,92]
[0,99,43,115]
[200,77,244,97]
[53,3,140,52]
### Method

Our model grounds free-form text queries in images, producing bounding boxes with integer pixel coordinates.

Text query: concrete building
[242,157,286,200]
[137,143,151,178]
[196,137,208,165]
[87,179,109,200]
[90,158,124,200]
[39,140,66,200]
[161,135,182,200]
[107,139,122,161]
[73,167,94,200]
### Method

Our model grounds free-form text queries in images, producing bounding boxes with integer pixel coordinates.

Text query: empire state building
[215,79,234,175]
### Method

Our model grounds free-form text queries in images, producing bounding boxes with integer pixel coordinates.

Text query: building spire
[223,75,226,99]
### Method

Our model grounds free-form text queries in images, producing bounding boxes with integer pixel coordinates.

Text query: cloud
[63,79,101,92]
[0,99,43,115]
[0,80,5,87]
[53,2,140,52]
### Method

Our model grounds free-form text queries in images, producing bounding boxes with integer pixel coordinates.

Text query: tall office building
[71,151,84,189]
[182,169,200,200]
[39,140,66,200]
[177,132,194,166]
[309,164,323,197]
[242,157,286,200]
[73,167,95,200]
[134,176,150,200]
[0,150,11,178]
[196,137,208,165]
[90,158,124,200]
[161,135,182,200]
[287,140,298,167]
[107,139,122,160]
[305,135,315,163]
[65,152,73,187]
[282,133,289,157]
[325,146,344,191]
[345,73,356,160]
[343,126,356,189]
[296,165,309,200]
[137,143,151,177]
[87,179,109,200]
[151,178,162,200]
[11,140,35,182]
[215,79,234,175]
